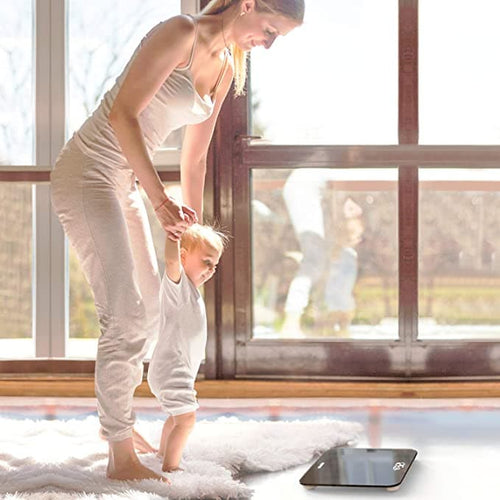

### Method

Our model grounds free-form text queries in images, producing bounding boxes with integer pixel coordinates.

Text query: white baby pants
[50,138,160,442]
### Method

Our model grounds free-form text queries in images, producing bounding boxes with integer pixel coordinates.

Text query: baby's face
[183,243,222,288]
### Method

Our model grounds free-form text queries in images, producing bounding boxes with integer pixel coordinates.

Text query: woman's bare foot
[107,437,169,483]
[107,458,169,482]
[132,428,158,454]
[100,427,158,454]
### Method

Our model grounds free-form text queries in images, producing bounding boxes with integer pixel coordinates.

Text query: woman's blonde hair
[202,0,304,95]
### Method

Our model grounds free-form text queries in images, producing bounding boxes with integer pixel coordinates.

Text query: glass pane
[419,169,500,339]
[420,0,500,144]
[0,183,33,358]
[250,0,398,145]
[67,0,180,140]
[67,182,176,358]
[0,1,34,164]
[252,168,398,339]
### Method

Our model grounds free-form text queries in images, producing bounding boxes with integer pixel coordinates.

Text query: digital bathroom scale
[300,447,417,491]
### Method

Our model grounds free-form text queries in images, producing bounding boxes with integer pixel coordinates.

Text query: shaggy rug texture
[0,415,362,499]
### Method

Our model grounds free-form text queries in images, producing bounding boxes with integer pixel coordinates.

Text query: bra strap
[177,14,198,71]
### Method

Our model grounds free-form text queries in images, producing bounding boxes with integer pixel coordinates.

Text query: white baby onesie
[147,267,207,416]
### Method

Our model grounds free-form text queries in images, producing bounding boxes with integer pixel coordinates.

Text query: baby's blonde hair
[202,0,305,95]
[181,223,228,254]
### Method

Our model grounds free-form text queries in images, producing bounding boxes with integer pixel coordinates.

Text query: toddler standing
[148,223,226,471]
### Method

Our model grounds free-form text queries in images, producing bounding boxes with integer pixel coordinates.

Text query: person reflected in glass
[282,169,363,338]
[51,0,304,482]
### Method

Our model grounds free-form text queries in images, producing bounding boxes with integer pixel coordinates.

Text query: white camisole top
[73,15,229,169]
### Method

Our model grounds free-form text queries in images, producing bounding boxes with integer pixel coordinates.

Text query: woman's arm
[180,64,234,220]
[109,15,197,236]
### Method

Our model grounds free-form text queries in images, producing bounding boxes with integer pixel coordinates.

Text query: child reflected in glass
[282,169,364,337]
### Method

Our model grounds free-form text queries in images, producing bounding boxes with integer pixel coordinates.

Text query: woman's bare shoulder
[136,14,197,68]
[156,14,197,40]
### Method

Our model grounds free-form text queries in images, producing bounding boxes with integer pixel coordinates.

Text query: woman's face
[233,10,300,51]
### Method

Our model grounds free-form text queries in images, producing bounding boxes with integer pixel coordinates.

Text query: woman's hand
[154,195,197,241]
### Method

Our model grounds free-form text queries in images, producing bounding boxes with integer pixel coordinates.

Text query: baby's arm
[165,238,181,283]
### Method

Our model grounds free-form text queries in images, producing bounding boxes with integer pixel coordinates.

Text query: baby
[148,223,227,471]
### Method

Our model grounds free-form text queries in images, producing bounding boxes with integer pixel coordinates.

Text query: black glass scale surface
[300,447,417,491]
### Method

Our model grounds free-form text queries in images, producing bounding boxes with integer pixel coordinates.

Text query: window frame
[208,0,500,380]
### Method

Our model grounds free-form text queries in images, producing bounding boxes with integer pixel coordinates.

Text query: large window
[211,0,500,379]
[0,0,195,360]
[4,0,500,380]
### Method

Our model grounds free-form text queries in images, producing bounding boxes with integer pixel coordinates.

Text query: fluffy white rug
[0,415,362,499]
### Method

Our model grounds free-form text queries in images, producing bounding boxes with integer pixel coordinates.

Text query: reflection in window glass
[251,168,398,339]
[250,0,398,145]
[67,182,176,358]
[0,184,33,358]
[420,0,500,144]
[0,1,33,165]
[419,169,500,338]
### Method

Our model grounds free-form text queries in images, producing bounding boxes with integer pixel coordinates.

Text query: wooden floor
[3,378,500,398]
[1,396,499,499]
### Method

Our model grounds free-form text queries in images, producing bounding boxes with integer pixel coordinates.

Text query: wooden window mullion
[399,0,419,376]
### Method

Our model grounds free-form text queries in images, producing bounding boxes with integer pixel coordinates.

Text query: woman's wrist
[149,185,169,211]
[154,196,171,212]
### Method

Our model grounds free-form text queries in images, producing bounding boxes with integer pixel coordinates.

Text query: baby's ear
[242,0,255,15]
[180,247,187,263]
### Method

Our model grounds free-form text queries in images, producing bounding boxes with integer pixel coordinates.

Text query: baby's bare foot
[162,464,184,473]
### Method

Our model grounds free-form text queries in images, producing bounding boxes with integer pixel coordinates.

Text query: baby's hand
[181,205,198,226]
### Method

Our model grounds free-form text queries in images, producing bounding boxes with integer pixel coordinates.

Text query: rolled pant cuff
[104,428,134,443]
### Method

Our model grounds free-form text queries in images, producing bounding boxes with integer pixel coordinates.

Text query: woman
[51,0,304,482]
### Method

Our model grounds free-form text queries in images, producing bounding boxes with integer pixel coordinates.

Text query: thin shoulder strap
[210,49,230,97]
[177,14,199,71]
